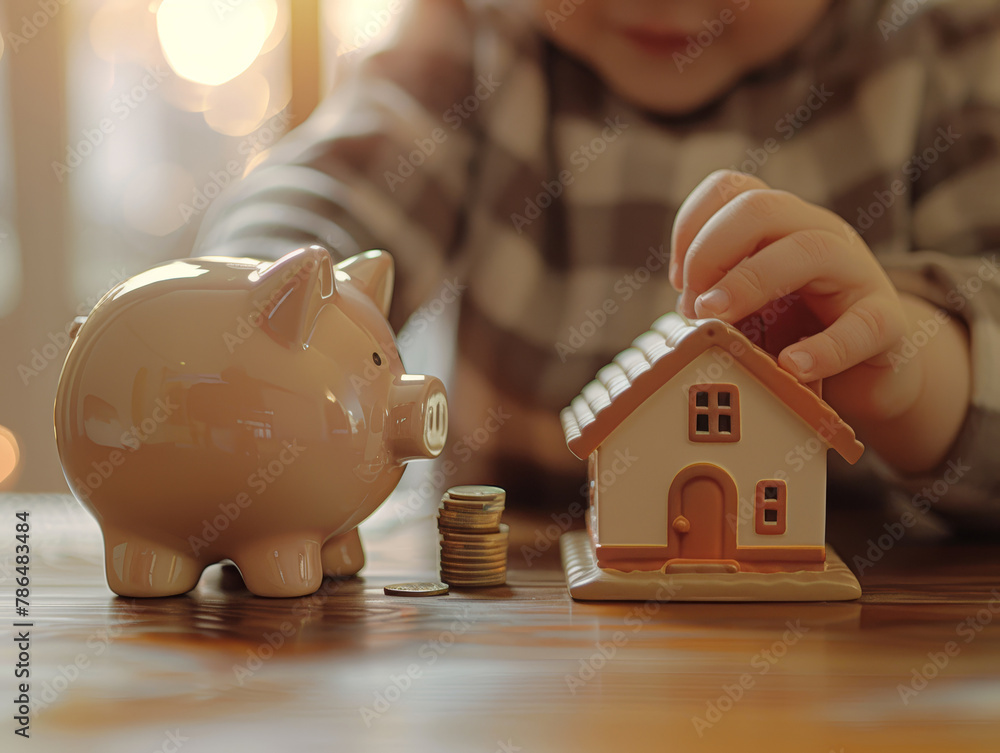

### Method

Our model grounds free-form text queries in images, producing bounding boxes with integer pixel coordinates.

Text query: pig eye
[372,352,382,366]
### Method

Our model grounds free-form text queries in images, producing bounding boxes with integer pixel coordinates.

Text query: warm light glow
[0,426,20,489]
[326,0,407,55]
[121,163,195,236]
[156,0,278,86]
[204,71,271,136]
[90,1,158,64]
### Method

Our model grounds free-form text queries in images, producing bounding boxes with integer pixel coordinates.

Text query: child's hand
[669,170,907,383]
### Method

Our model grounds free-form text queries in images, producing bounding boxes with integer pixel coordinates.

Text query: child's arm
[193,0,479,331]
[668,169,971,475]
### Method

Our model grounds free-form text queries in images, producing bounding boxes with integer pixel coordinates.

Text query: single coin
[446,485,506,501]
[441,498,505,512]
[440,547,508,559]
[440,523,509,544]
[438,507,504,520]
[383,582,449,597]
[439,550,508,562]
[441,559,507,569]
[440,563,507,574]
[441,574,507,587]
[438,521,502,533]
[440,565,507,577]
[439,539,508,550]
[438,510,503,523]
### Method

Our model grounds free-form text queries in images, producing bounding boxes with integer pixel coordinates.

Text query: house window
[755,480,787,535]
[688,384,740,443]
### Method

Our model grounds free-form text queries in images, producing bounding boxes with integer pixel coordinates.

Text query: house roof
[559,312,864,463]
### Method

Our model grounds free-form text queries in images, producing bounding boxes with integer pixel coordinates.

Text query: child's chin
[613,78,732,117]
[595,63,740,117]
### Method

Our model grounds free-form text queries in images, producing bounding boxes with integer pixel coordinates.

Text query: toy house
[559,312,864,601]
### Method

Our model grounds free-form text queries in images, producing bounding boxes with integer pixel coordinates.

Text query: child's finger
[691,228,867,322]
[777,296,904,380]
[681,190,862,300]
[669,170,770,291]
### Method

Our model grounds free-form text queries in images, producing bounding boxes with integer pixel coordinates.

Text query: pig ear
[253,245,336,347]
[335,249,394,318]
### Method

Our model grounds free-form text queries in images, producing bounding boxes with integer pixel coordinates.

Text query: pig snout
[388,377,448,461]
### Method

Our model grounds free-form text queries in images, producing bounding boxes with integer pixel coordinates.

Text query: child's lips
[619,27,692,57]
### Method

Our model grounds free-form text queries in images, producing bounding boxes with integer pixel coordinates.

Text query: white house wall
[597,348,828,549]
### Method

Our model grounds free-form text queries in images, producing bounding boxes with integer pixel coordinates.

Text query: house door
[667,465,735,560]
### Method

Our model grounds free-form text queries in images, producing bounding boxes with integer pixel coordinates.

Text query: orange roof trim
[559,313,864,464]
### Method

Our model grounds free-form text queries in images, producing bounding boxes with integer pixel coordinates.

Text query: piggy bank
[54,246,448,598]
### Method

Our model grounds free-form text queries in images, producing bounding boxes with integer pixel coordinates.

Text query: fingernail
[787,350,815,376]
[696,288,730,316]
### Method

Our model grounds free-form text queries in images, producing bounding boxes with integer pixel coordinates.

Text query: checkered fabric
[195,0,1000,525]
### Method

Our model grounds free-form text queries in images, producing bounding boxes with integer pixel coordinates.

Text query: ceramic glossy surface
[54,246,448,598]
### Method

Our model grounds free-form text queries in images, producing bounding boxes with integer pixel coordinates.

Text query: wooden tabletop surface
[2,491,999,752]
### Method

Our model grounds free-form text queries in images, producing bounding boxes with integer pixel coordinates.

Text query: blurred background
[0,0,410,492]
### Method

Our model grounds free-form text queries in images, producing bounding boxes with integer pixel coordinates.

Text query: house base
[560,530,861,602]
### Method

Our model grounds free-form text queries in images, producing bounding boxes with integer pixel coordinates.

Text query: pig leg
[232,534,323,597]
[102,527,205,597]
[321,529,365,578]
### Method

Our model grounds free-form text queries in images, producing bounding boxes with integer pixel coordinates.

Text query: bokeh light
[0,426,21,489]
[156,0,278,86]
[326,0,406,55]
[204,71,271,136]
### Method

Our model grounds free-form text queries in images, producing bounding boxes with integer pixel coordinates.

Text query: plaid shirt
[196,0,1000,527]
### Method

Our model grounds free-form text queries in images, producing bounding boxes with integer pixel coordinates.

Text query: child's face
[537,0,832,114]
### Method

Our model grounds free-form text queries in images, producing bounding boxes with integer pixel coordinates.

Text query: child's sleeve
[193,0,477,331]
[875,7,1000,528]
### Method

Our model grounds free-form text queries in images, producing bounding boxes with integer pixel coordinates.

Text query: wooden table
[2,492,999,751]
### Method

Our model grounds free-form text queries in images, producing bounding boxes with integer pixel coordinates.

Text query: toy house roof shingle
[560,312,864,463]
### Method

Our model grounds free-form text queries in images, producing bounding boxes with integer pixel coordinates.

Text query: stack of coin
[438,485,508,587]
